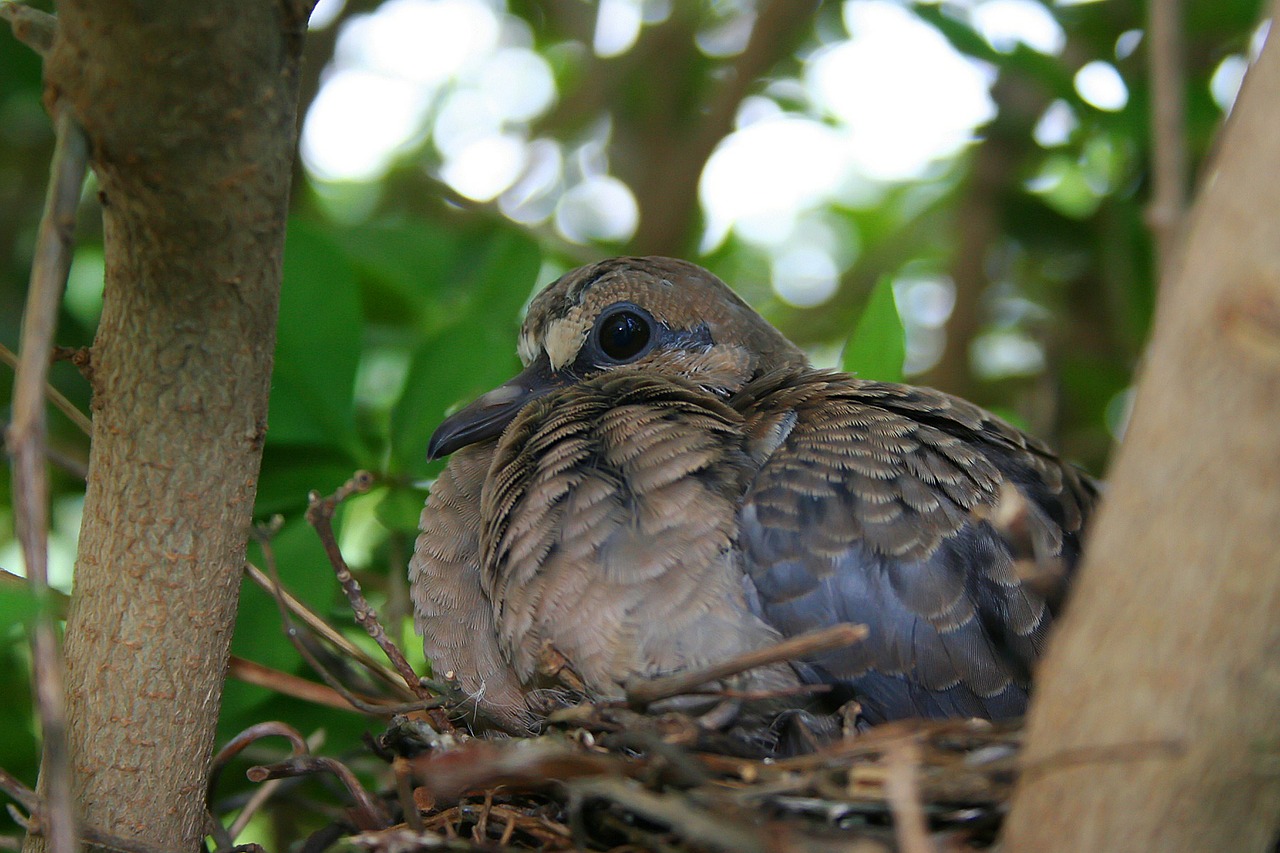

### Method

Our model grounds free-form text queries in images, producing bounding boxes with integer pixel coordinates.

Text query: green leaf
[374,485,428,534]
[842,277,906,382]
[334,219,465,328]
[268,222,363,454]
[389,230,541,475]
[0,583,42,627]
[255,446,367,517]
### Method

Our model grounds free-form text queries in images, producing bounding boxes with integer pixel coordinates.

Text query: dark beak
[427,354,565,460]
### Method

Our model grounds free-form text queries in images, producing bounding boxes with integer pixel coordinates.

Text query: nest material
[350,705,1021,853]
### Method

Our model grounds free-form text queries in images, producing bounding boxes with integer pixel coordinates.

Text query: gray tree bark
[1003,15,1280,851]
[25,2,308,850]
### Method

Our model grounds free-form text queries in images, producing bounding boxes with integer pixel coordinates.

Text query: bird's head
[428,256,808,459]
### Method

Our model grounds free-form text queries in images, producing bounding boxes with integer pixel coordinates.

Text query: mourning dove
[410,256,1097,736]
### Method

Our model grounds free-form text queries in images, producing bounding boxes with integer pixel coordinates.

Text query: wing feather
[735,370,1097,723]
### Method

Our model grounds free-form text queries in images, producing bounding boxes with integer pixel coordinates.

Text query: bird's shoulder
[733,368,1096,555]
[729,368,1099,722]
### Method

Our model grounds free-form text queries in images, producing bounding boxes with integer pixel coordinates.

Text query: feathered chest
[473,372,778,693]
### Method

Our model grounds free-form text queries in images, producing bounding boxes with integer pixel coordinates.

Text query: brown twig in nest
[305,472,427,697]
[243,560,411,698]
[248,755,390,830]
[625,622,868,707]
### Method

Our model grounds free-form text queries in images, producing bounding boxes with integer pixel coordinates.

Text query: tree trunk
[1002,17,1280,852]
[25,2,307,850]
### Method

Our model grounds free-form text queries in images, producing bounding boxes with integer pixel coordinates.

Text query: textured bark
[25,2,307,851]
[1003,21,1280,853]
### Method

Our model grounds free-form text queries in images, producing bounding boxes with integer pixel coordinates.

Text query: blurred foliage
[0,0,1268,845]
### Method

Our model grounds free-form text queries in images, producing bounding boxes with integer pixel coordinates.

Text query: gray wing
[736,373,1097,724]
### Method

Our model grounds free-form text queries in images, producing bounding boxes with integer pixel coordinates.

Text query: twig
[243,561,411,698]
[565,776,768,853]
[247,756,390,830]
[5,104,88,853]
[206,723,326,846]
[392,757,424,834]
[0,2,57,56]
[228,656,444,716]
[0,767,37,813]
[304,472,431,699]
[1145,0,1188,278]
[883,736,932,853]
[0,342,92,436]
[1,766,171,853]
[206,722,309,850]
[0,568,69,614]
[254,524,428,718]
[625,623,868,706]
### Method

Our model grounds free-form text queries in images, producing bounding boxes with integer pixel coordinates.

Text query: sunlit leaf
[389,230,541,475]
[269,222,363,455]
[842,277,906,383]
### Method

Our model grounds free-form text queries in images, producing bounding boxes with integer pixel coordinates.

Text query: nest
[226,702,1021,853]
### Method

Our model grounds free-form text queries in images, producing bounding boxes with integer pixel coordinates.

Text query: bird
[409,256,1098,739]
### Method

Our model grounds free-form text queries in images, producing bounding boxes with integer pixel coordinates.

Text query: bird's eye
[597,308,652,362]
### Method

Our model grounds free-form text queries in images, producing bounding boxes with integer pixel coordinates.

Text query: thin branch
[229,656,366,713]
[243,560,412,698]
[883,736,931,853]
[304,472,430,699]
[226,729,325,843]
[206,721,321,849]
[254,524,427,718]
[0,343,92,436]
[0,2,57,56]
[564,777,768,853]
[5,104,88,853]
[625,623,868,707]
[247,756,390,830]
[1145,0,1188,278]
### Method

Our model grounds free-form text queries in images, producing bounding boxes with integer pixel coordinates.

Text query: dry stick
[0,343,92,436]
[255,525,444,717]
[225,730,326,842]
[0,2,56,55]
[304,472,430,699]
[243,561,411,698]
[1146,0,1188,278]
[883,736,932,853]
[5,104,87,853]
[625,622,868,707]
[0,767,168,853]
[227,656,435,714]
[205,722,325,846]
[247,756,390,830]
[392,757,424,834]
[565,776,768,853]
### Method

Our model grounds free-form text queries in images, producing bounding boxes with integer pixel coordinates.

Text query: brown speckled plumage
[410,257,1097,735]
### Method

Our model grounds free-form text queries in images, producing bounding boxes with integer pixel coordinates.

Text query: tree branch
[1145,0,1188,279]
[0,3,57,56]
[22,3,309,850]
[6,103,88,853]
[1004,18,1280,850]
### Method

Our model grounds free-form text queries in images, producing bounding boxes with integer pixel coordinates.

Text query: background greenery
[0,0,1267,844]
